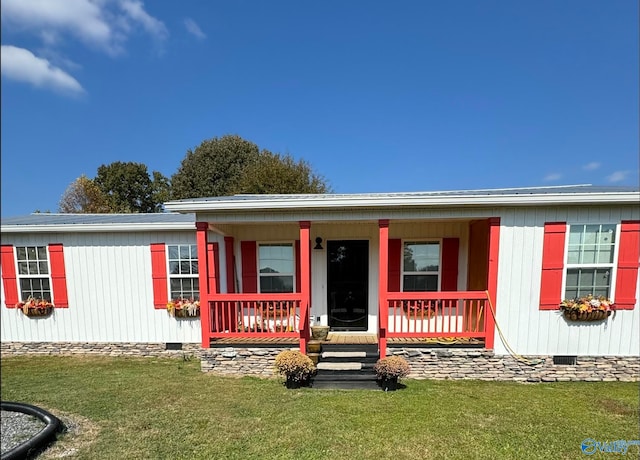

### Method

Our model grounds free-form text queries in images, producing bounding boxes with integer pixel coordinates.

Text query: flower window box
[16,297,54,317]
[166,298,200,318]
[559,295,614,322]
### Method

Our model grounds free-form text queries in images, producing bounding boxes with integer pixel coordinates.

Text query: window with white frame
[167,244,199,300]
[16,246,52,301]
[258,243,294,293]
[402,241,440,291]
[565,224,616,299]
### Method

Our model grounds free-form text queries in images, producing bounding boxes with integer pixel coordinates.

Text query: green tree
[93,162,169,213]
[171,134,260,200]
[238,151,330,194]
[171,134,331,198]
[150,171,172,208]
[58,175,112,213]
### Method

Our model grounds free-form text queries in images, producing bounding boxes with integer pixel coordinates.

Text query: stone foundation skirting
[2,342,638,382]
[0,342,295,378]
[388,348,640,382]
[0,341,203,358]
[200,346,299,377]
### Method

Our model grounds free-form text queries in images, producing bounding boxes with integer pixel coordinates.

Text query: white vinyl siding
[494,206,639,357]
[0,231,215,343]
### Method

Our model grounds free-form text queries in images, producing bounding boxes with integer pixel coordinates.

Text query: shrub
[274,350,316,382]
[373,356,411,379]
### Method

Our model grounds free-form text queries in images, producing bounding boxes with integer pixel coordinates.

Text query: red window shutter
[295,240,301,293]
[207,242,220,295]
[150,243,168,309]
[224,237,235,293]
[48,243,69,308]
[1,245,19,307]
[388,239,401,292]
[614,221,640,310]
[441,238,459,291]
[539,222,567,310]
[241,241,258,293]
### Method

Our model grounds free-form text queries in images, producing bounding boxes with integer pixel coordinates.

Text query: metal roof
[169,185,638,203]
[164,185,640,212]
[1,213,196,233]
[2,185,638,232]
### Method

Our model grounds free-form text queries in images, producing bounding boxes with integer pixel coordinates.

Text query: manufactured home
[2,186,639,382]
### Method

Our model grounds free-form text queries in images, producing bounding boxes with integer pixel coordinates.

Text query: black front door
[327,240,369,331]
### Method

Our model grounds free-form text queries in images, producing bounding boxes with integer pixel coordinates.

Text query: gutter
[164,192,640,213]
[1,222,196,234]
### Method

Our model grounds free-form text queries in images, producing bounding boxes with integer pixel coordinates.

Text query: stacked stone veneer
[200,346,299,377]
[2,342,638,382]
[0,342,203,358]
[0,342,296,378]
[388,348,640,382]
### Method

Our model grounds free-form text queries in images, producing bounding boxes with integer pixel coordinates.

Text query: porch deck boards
[208,335,485,347]
[209,337,299,347]
[326,333,377,345]
[388,337,485,347]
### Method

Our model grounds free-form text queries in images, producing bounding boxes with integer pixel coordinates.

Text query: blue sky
[1,0,638,216]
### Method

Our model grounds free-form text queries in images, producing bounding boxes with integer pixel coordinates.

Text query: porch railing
[205,293,309,340]
[385,291,489,339]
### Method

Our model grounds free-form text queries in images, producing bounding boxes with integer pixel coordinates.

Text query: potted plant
[16,297,54,317]
[559,294,614,322]
[166,298,200,318]
[310,325,330,341]
[373,355,410,391]
[274,350,316,388]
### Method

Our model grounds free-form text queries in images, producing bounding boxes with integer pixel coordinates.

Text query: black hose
[1,402,63,460]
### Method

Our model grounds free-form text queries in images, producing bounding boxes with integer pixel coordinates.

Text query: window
[402,241,440,291]
[258,243,294,293]
[16,246,52,301]
[564,224,616,299]
[167,244,199,300]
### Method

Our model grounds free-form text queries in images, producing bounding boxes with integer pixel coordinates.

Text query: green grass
[1,355,638,460]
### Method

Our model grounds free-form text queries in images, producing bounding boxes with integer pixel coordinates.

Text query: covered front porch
[194,217,500,357]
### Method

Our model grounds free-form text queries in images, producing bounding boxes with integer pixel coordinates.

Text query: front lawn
[1,356,638,459]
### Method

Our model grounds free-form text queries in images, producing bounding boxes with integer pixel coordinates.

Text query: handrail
[386,291,489,300]
[206,295,305,340]
[386,291,489,340]
[209,293,303,301]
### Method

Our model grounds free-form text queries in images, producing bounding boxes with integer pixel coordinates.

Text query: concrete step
[321,343,378,353]
[311,342,381,391]
[312,380,381,390]
[316,362,362,371]
[313,372,376,381]
[320,355,378,365]
[322,351,370,358]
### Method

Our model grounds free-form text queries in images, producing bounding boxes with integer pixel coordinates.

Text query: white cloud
[606,171,631,183]
[543,173,562,182]
[0,0,168,56]
[1,0,116,54]
[1,45,85,95]
[184,18,206,40]
[120,0,169,42]
[582,162,600,171]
